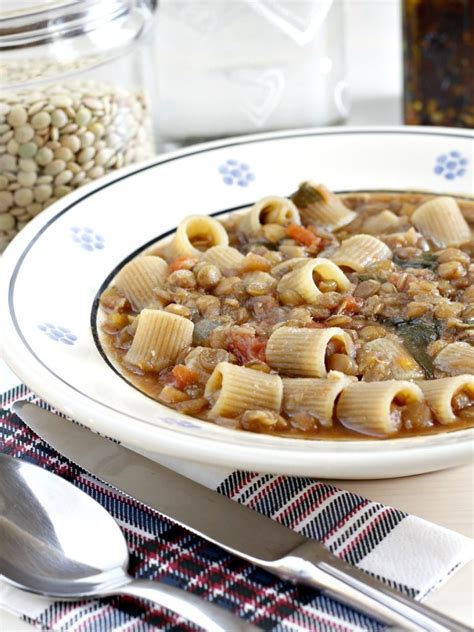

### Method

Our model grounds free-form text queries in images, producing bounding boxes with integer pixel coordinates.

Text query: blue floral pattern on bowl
[71,226,105,251]
[219,160,255,187]
[434,151,468,180]
[161,417,199,430]
[38,323,77,345]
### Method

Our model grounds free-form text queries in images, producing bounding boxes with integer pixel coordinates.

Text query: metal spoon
[0,454,256,631]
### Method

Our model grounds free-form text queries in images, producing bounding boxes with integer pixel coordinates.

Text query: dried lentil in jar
[0,1,158,252]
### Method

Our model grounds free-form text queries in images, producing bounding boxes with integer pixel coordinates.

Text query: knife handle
[105,578,258,632]
[267,541,470,632]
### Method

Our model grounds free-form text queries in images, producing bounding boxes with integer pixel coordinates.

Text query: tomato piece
[169,256,198,272]
[227,334,267,365]
[171,365,200,389]
[161,367,176,385]
[286,223,320,247]
[338,296,364,314]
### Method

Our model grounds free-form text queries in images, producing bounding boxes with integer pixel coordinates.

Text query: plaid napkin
[0,377,472,632]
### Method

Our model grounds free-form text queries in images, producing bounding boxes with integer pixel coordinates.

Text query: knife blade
[13,401,303,561]
[13,401,470,632]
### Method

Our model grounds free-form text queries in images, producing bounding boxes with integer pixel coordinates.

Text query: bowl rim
[2,125,473,476]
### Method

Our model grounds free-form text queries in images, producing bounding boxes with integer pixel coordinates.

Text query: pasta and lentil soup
[99,184,474,439]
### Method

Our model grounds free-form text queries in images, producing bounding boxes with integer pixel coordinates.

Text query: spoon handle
[106,578,258,632]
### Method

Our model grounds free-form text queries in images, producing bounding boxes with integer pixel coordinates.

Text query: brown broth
[98,190,474,440]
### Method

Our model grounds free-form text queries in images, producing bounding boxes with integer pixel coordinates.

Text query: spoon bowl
[0,452,129,597]
[0,454,255,631]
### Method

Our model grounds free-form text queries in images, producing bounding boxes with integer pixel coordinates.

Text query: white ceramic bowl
[1,127,473,479]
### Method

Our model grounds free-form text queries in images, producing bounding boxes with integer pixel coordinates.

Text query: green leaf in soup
[242,240,279,252]
[290,182,323,208]
[387,318,441,379]
[393,251,438,270]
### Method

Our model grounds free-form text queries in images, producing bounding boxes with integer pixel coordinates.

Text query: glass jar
[0,0,158,252]
[155,0,349,147]
[403,0,474,128]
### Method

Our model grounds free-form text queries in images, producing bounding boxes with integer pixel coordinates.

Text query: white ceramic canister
[155,0,349,145]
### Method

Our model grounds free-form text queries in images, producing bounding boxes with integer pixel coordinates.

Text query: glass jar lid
[0,1,144,49]
[0,1,154,88]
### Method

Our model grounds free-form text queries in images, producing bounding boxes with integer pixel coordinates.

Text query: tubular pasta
[272,257,308,278]
[418,375,474,424]
[266,326,354,377]
[359,337,424,380]
[125,309,194,372]
[291,182,356,229]
[205,362,283,417]
[282,371,356,427]
[277,257,351,304]
[113,256,168,311]
[238,196,301,237]
[166,215,229,260]
[330,234,392,271]
[411,197,471,247]
[336,380,425,436]
[434,342,474,376]
[363,210,401,234]
[201,245,245,272]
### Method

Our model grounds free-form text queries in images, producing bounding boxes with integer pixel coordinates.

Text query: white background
[345,0,403,123]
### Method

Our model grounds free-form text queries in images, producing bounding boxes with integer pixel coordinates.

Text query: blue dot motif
[70,226,105,251]
[38,323,77,346]
[218,159,255,187]
[161,417,199,430]
[433,151,469,180]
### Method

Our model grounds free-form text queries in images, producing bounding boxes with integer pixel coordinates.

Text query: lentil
[31,111,51,129]
[438,261,465,280]
[437,248,470,265]
[405,301,431,319]
[7,106,28,127]
[354,279,381,298]
[14,125,34,143]
[167,269,196,289]
[359,325,387,341]
[196,264,222,289]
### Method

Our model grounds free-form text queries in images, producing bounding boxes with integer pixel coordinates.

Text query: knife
[13,401,469,632]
